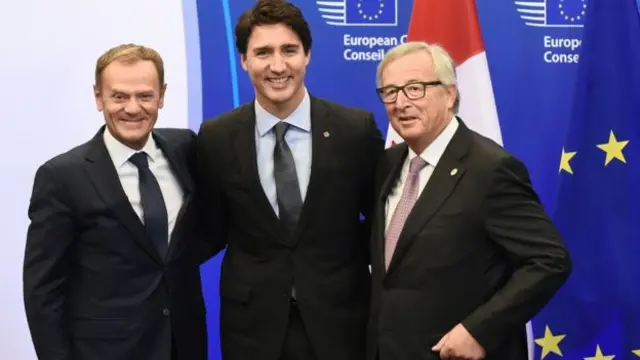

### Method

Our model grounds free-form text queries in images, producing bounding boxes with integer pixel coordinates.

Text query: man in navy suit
[23,44,207,360]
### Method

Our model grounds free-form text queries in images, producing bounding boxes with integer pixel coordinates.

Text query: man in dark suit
[367,41,572,360]
[195,1,384,360]
[23,44,207,360]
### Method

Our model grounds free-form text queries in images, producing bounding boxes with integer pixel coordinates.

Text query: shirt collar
[103,127,159,168]
[255,88,311,137]
[408,116,459,167]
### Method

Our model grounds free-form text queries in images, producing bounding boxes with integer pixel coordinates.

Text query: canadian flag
[384,0,503,149]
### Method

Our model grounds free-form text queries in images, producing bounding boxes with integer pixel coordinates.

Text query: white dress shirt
[103,128,184,242]
[385,117,459,231]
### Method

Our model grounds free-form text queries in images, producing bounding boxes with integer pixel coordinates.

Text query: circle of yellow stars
[535,325,640,359]
[357,0,385,21]
[559,130,629,175]
[558,0,587,23]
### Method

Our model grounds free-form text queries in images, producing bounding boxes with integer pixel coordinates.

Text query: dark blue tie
[129,152,168,258]
[273,122,303,235]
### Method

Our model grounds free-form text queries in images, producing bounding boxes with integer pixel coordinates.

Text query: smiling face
[94,59,165,149]
[379,50,456,154]
[240,23,310,118]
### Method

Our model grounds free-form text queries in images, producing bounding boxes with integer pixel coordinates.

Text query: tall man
[367,41,572,360]
[196,1,384,359]
[23,44,207,360]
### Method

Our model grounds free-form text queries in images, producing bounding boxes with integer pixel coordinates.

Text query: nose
[123,98,142,115]
[269,54,286,73]
[394,90,411,109]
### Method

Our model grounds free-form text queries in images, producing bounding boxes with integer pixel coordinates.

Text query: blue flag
[531,0,640,359]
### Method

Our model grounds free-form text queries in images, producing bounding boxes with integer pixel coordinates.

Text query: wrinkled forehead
[99,60,162,92]
[381,53,436,87]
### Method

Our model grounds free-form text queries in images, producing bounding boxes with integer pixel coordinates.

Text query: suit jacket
[196,96,384,360]
[367,120,571,360]
[23,127,207,360]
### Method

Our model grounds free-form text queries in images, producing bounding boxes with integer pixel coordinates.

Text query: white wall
[0,1,190,358]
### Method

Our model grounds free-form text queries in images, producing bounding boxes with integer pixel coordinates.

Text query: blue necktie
[273,122,303,235]
[129,152,168,258]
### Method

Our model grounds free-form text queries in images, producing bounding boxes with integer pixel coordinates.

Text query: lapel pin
[323,131,330,138]
[450,168,458,176]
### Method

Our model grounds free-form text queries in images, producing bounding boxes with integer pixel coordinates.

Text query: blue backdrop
[190,1,592,359]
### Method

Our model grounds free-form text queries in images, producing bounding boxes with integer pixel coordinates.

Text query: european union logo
[532,0,640,359]
[515,0,588,27]
[546,0,587,25]
[317,0,398,27]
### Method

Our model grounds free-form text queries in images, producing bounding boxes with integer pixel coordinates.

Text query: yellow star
[559,147,577,174]
[584,345,615,360]
[535,325,566,359]
[596,130,629,166]
[633,349,640,356]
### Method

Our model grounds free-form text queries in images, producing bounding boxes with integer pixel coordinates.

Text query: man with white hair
[366,41,571,360]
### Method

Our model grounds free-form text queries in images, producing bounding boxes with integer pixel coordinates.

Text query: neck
[257,86,306,119]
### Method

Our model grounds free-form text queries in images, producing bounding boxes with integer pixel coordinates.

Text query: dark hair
[235,0,312,55]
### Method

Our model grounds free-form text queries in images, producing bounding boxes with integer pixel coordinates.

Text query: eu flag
[344,0,397,26]
[531,0,640,359]
[546,0,588,26]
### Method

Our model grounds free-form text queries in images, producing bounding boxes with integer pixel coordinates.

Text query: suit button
[162,308,171,317]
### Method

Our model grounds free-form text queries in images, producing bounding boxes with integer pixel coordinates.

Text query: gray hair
[376,41,460,113]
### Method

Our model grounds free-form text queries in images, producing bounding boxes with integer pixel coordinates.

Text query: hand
[432,323,486,359]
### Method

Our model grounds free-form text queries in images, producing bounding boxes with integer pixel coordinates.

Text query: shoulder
[311,96,379,141]
[313,96,372,122]
[462,125,530,181]
[32,134,100,189]
[41,137,95,171]
[154,127,196,146]
[199,103,252,135]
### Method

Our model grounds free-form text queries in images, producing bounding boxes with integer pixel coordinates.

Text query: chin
[267,90,295,104]
[397,129,424,142]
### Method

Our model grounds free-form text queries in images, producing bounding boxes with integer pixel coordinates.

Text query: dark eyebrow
[253,46,273,54]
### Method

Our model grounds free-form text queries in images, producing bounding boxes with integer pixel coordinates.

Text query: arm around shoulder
[462,155,572,351]
[23,161,76,360]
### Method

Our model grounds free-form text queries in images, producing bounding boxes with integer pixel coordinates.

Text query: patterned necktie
[129,152,169,258]
[273,122,303,235]
[385,156,427,270]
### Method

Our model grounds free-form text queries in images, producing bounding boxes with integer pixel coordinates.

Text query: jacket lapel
[386,121,472,273]
[294,96,332,241]
[153,131,194,259]
[154,131,193,196]
[83,128,163,264]
[231,104,286,239]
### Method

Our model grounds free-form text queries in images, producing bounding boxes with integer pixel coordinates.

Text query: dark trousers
[279,300,318,360]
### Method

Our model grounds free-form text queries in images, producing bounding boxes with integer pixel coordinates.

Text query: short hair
[95,44,165,88]
[234,0,312,55]
[376,42,460,113]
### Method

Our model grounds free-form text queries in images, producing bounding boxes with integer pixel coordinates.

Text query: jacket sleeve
[462,155,572,351]
[23,162,76,360]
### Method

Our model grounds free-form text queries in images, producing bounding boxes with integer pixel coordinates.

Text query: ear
[94,85,103,112]
[446,85,457,110]
[240,53,248,71]
[304,49,311,66]
[158,83,167,109]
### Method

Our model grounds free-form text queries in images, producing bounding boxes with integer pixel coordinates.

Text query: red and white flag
[384,0,503,149]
